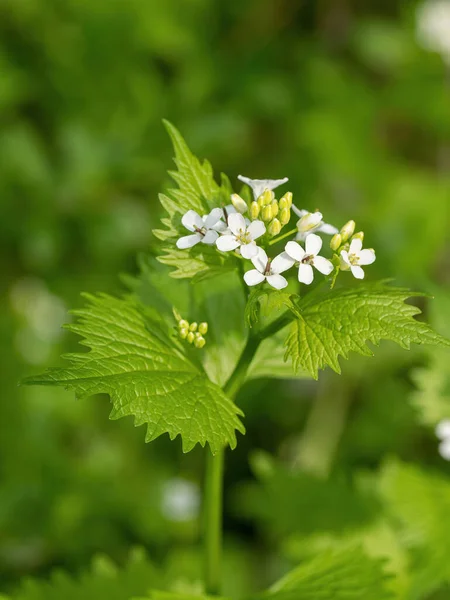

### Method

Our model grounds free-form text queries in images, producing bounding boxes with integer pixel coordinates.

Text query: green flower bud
[179,327,189,339]
[189,322,198,332]
[198,322,208,335]
[194,335,206,349]
[261,205,273,222]
[250,201,260,220]
[267,218,282,237]
[270,200,279,217]
[280,191,292,208]
[178,319,189,329]
[340,220,355,242]
[261,189,274,205]
[231,193,248,214]
[279,197,287,210]
[330,233,342,251]
[351,231,364,242]
[187,332,195,344]
[279,207,291,225]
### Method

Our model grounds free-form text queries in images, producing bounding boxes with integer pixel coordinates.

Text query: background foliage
[0,0,449,598]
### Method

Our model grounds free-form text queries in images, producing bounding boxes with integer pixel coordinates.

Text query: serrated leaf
[10,549,159,600]
[158,245,232,282]
[245,288,299,328]
[256,547,393,600]
[284,283,449,379]
[22,294,245,454]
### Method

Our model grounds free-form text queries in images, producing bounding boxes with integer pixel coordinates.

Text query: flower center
[264,260,272,276]
[348,253,359,265]
[237,229,252,244]
[301,254,314,264]
[194,226,207,236]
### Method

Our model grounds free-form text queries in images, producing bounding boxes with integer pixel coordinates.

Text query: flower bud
[340,220,355,242]
[279,197,288,210]
[194,335,206,349]
[330,233,342,251]
[261,205,273,222]
[231,193,248,214]
[280,192,292,208]
[279,207,291,225]
[267,218,281,237]
[189,322,198,332]
[187,332,195,344]
[261,189,274,206]
[198,322,208,335]
[297,211,322,233]
[178,319,189,330]
[250,201,260,220]
[351,231,364,242]
[270,200,279,217]
[179,327,189,339]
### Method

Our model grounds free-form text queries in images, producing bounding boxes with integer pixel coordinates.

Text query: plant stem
[268,226,297,245]
[203,334,261,595]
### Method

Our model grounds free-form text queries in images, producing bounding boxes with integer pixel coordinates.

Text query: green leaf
[10,549,159,600]
[22,294,245,454]
[245,288,299,328]
[284,283,449,379]
[158,245,232,282]
[257,547,393,600]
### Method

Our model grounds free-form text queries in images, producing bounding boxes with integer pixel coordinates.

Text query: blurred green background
[1,0,449,596]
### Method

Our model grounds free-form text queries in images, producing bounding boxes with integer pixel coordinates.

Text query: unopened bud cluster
[178,318,208,348]
[250,190,292,238]
[330,220,364,253]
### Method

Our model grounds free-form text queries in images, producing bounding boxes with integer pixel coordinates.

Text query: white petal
[216,235,240,252]
[203,207,224,229]
[298,212,323,233]
[317,222,339,235]
[285,240,305,261]
[247,220,266,240]
[202,230,219,245]
[349,238,362,254]
[271,252,295,274]
[351,265,365,279]
[436,419,450,440]
[266,274,288,290]
[295,231,308,242]
[251,246,268,273]
[298,263,314,285]
[182,210,203,232]
[244,269,266,286]
[237,175,289,199]
[439,438,450,461]
[240,242,259,259]
[340,250,350,266]
[213,220,229,233]
[358,249,376,265]
[305,233,322,255]
[228,212,246,236]
[176,233,202,249]
[292,205,307,218]
[313,255,333,275]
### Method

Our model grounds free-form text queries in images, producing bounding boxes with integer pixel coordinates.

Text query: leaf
[284,283,449,379]
[245,288,299,328]
[22,294,245,454]
[257,547,394,600]
[158,245,232,282]
[10,549,159,600]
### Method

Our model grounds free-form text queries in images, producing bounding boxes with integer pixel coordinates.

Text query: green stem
[203,334,261,595]
[268,226,297,245]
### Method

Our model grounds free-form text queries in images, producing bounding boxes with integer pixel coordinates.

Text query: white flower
[417,0,450,64]
[216,213,265,259]
[284,234,333,285]
[292,207,338,241]
[243,247,293,289]
[436,419,450,460]
[238,174,289,200]
[340,238,376,279]
[176,208,223,249]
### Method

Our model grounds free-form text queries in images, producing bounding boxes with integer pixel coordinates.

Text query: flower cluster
[175,176,376,290]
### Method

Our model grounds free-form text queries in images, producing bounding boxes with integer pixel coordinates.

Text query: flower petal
[351,265,365,279]
[298,263,314,285]
[213,220,229,233]
[247,220,266,240]
[237,175,289,199]
[204,207,224,229]
[318,222,339,235]
[228,212,246,236]
[439,438,450,461]
[313,255,333,275]
[349,238,362,254]
[202,230,219,245]
[340,250,350,266]
[285,240,305,261]
[292,205,307,218]
[266,274,288,290]
[182,210,202,232]
[358,249,376,265]
[216,235,240,252]
[271,252,295,274]
[251,246,268,273]
[298,212,323,233]
[305,233,322,255]
[244,269,266,286]
[436,419,450,440]
[240,242,259,259]
[176,233,202,249]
